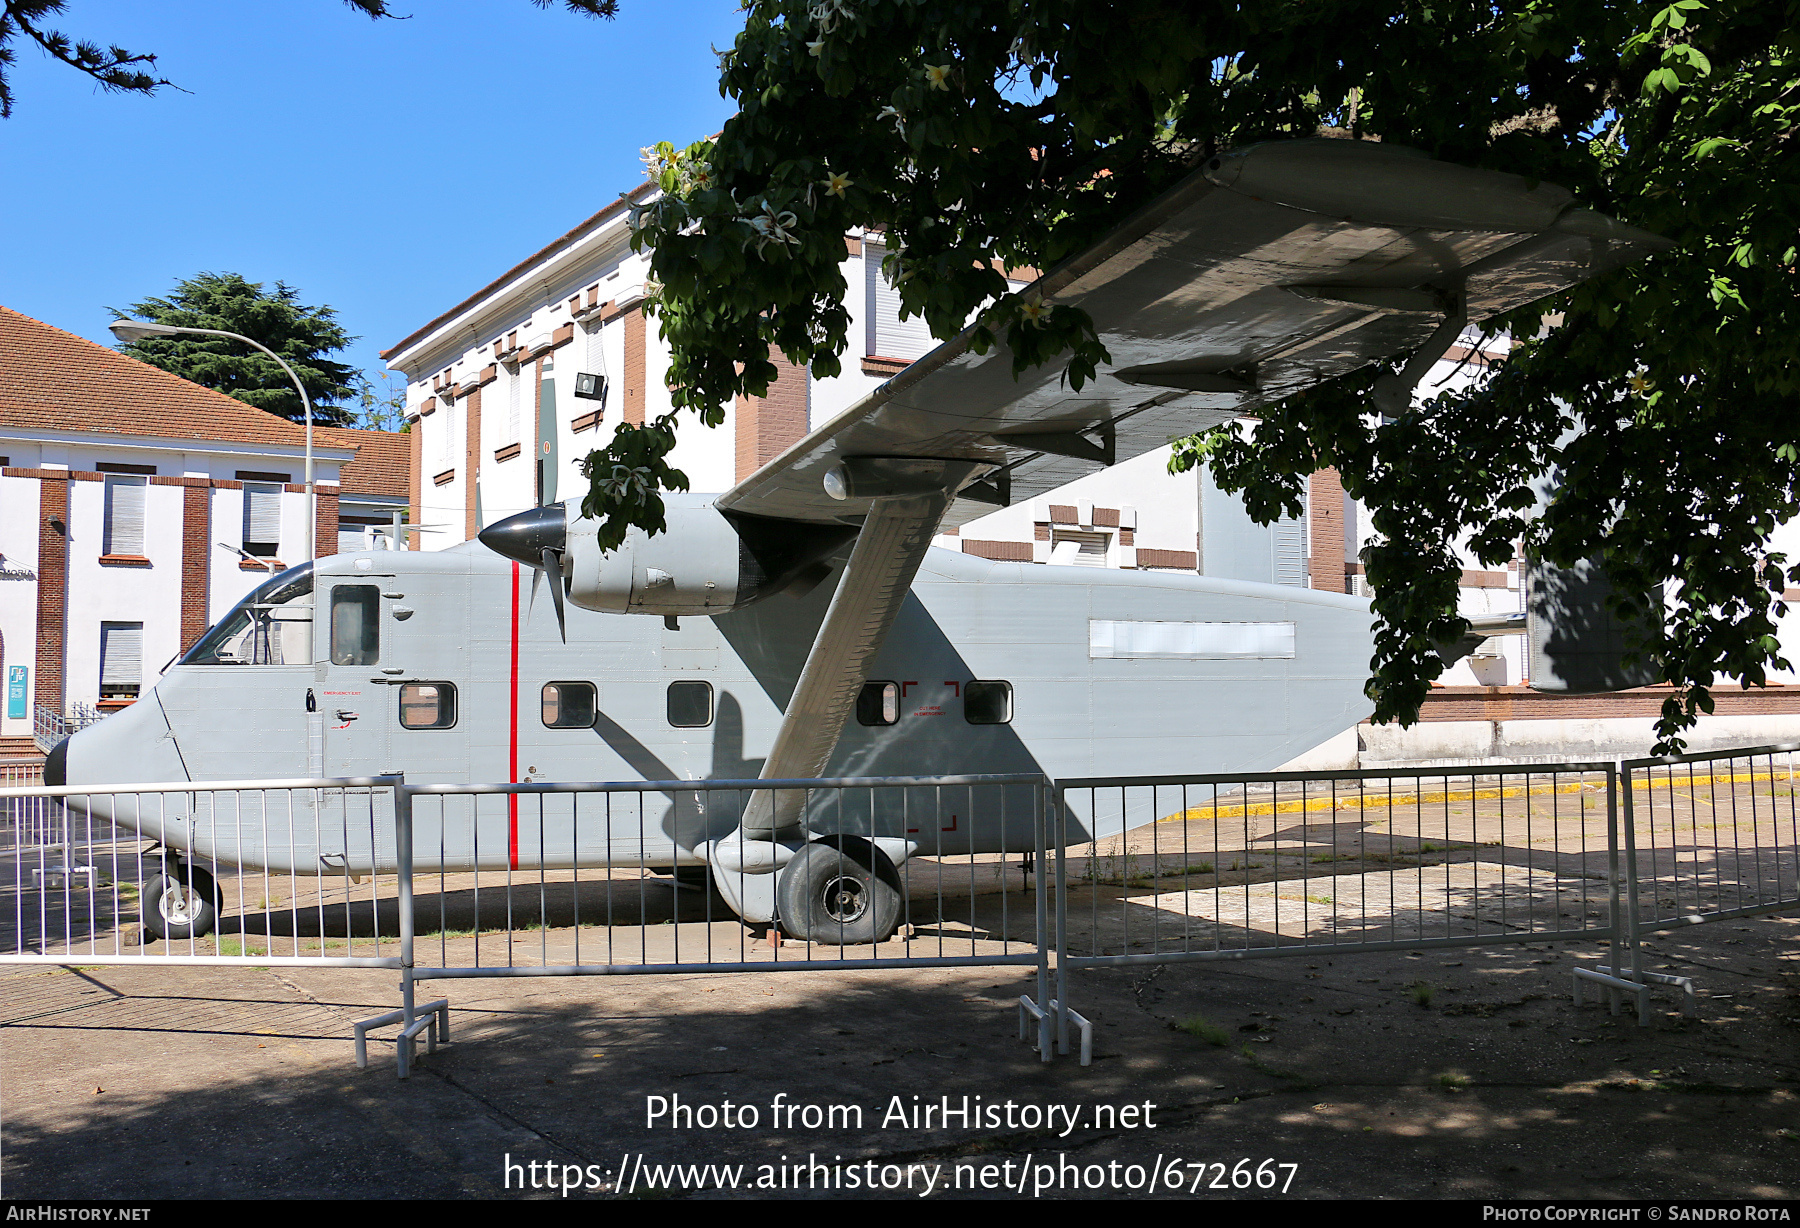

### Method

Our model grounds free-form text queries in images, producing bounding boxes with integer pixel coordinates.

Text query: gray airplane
[48,139,1668,944]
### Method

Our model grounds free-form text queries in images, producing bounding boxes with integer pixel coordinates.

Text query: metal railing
[32,701,103,754]
[0,776,405,969]
[1055,762,1620,966]
[393,774,1055,1071]
[5,749,1796,1076]
[1609,744,1800,1019]
[0,759,43,790]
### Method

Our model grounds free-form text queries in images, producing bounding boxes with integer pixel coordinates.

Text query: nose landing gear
[142,858,220,941]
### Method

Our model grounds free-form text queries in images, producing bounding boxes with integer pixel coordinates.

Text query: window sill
[240,558,284,571]
[493,443,521,463]
[96,698,137,711]
[98,554,151,568]
[861,355,911,377]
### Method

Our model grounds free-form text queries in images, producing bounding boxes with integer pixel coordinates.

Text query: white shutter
[104,477,145,556]
[1053,530,1110,567]
[1273,513,1308,588]
[100,623,143,686]
[506,363,521,444]
[865,242,936,361]
[338,527,368,553]
[243,484,282,549]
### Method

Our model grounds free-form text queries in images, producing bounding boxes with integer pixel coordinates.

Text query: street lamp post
[108,320,317,562]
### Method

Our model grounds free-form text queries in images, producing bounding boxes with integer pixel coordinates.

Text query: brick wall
[408,419,423,549]
[34,476,65,713]
[314,488,339,559]
[735,346,811,482]
[1309,467,1346,593]
[179,485,210,653]
[623,307,645,427]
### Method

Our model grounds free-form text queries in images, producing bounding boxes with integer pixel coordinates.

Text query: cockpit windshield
[181,563,315,666]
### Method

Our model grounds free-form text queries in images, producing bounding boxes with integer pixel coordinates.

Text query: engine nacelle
[562,493,854,617]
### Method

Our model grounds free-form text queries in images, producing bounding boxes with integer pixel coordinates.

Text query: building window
[103,476,146,556]
[864,240,935,361]
[666,680,713,728]
[99,622,143,700]
[399,682,456,729]
[542,681,597,728]
[1050,529,1109,567]
[242,482,282,557]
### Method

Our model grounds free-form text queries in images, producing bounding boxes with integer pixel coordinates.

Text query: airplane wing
[716,137,1670,530]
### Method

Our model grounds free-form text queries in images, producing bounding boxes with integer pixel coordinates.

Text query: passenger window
[330,585,380,665]
[399,682,456,729]
[542,681,597,728]
[666,680,713,728]
[964,680,1012,725]
[856,680,899,726]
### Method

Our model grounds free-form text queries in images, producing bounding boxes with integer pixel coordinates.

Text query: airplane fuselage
[56,536,1374,873]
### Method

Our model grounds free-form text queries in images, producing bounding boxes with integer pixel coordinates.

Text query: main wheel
[775,840,901,945]
[141,864,219,941]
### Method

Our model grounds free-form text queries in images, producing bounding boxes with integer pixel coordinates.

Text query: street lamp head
[108,320,184,343]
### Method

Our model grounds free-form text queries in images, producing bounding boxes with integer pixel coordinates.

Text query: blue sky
[0,1,745,402]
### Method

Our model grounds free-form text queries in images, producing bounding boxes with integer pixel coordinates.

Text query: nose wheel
[142,862,220,941]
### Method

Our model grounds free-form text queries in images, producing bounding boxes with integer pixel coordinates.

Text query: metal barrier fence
[1,759,44,790]
[394,774,1054,1072]
[0,776,405,969]
[1056,762,1621,964]
[6,752,1798,1076]
[1612,744,1800,1019]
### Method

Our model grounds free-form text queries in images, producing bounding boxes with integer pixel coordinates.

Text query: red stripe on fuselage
[509,560,520,870]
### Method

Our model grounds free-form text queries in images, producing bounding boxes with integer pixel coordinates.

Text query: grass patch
[1177,1016,1232,1047]
[1419,843,1440,854]
[1183,862,1214,875]
[1436,1072,1471,1091]
[215,938,269,958]
[1411,981,1436,1007]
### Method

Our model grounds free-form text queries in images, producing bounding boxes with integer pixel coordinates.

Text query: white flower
[925,63,953,91]
[878,105,907,138]
[745,200,801,255]
[822,171,853,197]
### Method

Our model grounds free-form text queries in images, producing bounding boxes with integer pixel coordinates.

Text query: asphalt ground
[1,904,1795,1201]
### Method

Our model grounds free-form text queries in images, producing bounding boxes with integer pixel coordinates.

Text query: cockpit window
[181,564,315,666]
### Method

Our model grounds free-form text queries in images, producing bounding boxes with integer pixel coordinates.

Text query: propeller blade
[541,547,567,643]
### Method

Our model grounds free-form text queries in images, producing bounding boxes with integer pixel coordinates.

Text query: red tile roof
[0,305,410,498]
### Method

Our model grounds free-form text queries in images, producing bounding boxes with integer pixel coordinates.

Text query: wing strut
[739,485,955,839]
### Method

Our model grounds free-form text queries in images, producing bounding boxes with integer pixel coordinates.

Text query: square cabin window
[856,680,899,726]
[542,681,597,728]
[330,585,380,665]
[964,680,1013,725]
[399,682,456,729]
[666,680,713,728]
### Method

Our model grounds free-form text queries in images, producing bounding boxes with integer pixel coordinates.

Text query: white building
[381,186,1033,543]
[0,306,411,749]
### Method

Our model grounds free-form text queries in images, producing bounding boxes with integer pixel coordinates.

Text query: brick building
[0,306,410,746]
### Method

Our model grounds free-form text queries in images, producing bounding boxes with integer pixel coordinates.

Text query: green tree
[111,271,360,426]
[605,0,1800,750]
[0,0,617,118]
